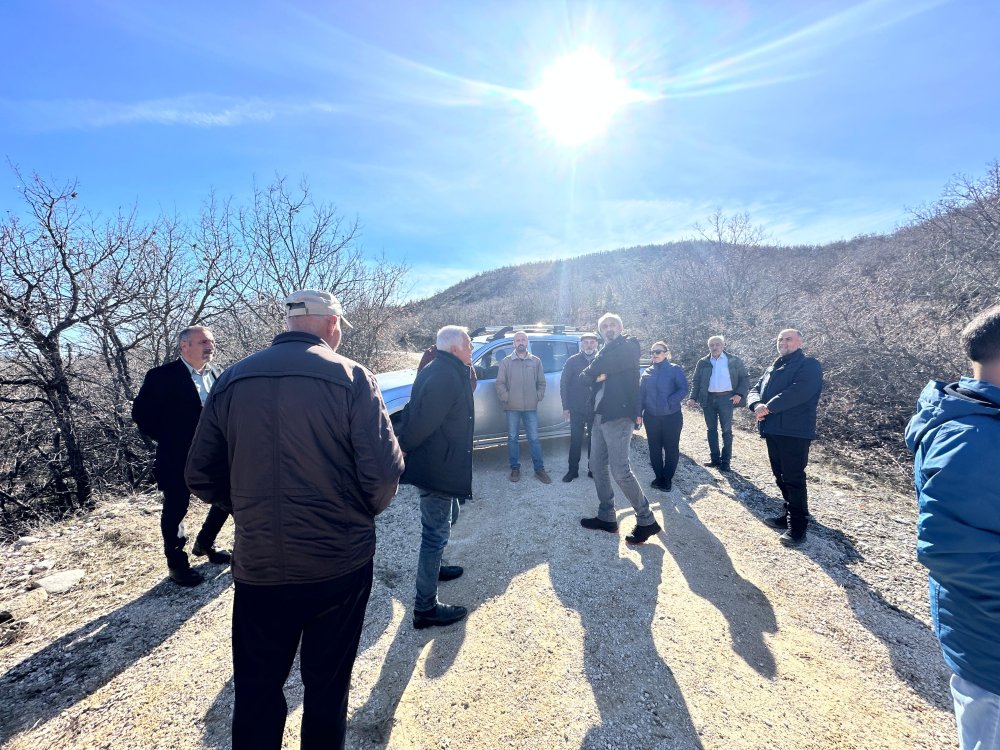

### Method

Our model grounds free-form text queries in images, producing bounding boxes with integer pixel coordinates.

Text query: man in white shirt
[686,335,750,472]
[132,326,230,586]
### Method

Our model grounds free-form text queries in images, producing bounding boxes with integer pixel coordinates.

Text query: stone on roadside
[34,569,85,594]
[30,560,55,574]
[16,536,41,547]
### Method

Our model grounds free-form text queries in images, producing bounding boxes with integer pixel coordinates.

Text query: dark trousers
[703,392,735,465]
[160,481,229,570]
[567,411,593,474]
[231,560,374,750]
[646,411,682,483]
[764,436,812,532]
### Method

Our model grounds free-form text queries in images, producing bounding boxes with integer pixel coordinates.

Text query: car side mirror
[475,365,496,380]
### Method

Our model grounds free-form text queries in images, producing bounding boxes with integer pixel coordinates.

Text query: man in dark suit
[133,325,230,586]
[748,328,824,547]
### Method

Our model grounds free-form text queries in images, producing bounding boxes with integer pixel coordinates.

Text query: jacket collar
[271,331,333,351]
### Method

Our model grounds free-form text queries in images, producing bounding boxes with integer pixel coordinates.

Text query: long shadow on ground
[716,463,950,710]
[348,441,707,749]
[0,565,232,744]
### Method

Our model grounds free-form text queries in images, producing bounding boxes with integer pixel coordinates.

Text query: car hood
[375,368,418,394]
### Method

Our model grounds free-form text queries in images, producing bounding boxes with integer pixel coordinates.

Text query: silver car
[377,326,592,448]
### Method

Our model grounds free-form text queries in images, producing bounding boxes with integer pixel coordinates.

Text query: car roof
[470,324,593,344]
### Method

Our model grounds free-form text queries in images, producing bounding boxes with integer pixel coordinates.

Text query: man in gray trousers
[578,313,662,545]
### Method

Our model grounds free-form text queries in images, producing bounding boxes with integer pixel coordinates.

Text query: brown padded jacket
[185,331,404,585]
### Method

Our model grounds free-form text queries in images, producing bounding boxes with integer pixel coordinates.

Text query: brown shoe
[535,469,552,484]
[510,468,521,482]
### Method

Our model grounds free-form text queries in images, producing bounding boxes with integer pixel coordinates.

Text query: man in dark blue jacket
[397,325,475,630]
[578,314,661,545]
[906,304,1000,749]
[747,329,823,546]
[559,331,599,482]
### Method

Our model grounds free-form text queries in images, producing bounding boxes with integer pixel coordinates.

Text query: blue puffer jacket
[905,377,1000,695]
[640,361,688,417]
[747,349,823,439]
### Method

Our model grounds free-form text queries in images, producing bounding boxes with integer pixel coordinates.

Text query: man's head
[178,326,215,370]
[776,329,803,357]
[707,335,725,356]
[961,304,1000,384]
[437,325,473,365]
[513,330,529,356]
[597,313,623,342]
[284,289,352,351]
[580,332,599,356]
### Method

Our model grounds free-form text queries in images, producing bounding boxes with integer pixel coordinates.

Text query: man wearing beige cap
[186,288,403,750]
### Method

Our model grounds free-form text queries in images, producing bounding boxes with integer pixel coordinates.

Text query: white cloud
[0,95,341,131]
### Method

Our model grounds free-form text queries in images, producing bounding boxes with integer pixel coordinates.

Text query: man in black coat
[747,328,824,547]
[560,331,599,482]
[396,325,475,630]
[578,314,662,545]
[132,325,230,586]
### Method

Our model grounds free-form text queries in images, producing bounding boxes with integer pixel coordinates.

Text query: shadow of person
[0,566,232,744]
[549,540,705,749]
[717,466,951,709]
[656,488,778,679]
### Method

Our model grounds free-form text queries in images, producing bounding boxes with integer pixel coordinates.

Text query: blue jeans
[506,410,544,471]
[951,673,1000,750]
[703,392,734,465]
[414,492,461,612]
[591,415,655,526]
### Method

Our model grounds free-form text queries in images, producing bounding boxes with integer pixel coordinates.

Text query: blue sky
[2,0,998,299]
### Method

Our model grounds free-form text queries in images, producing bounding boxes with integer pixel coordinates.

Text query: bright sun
[531,48,639,147]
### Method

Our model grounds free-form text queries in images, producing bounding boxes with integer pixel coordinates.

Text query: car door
[472,342,513,440]
[529,339,578,436]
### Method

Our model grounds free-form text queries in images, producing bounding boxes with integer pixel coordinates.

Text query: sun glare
[531,48,639,147]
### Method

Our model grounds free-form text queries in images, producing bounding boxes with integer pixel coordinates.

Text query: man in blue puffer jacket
[905,304,1000,750]
[747,328,823,547]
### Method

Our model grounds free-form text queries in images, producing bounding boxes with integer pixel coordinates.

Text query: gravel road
[0,416,955,749]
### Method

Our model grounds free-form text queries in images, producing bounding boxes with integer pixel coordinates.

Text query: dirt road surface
[1,418,954,749]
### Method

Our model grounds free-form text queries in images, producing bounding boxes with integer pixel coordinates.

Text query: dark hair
[961,304,1000,364]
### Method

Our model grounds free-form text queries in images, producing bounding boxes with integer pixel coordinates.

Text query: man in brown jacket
[495,330,551,483]
[186,289,404,750]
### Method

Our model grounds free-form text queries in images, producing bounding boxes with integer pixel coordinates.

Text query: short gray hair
[708,335,725,346]
[178,326,211,347]
[436,325,469,352]
[597,313,623,329]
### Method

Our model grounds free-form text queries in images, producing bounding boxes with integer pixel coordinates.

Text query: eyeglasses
[651,349,667,355]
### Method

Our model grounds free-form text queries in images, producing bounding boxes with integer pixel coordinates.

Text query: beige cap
[284,289,353,331]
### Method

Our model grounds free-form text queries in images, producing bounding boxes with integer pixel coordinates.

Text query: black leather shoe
[779,529,807,547]
[192,541,232,564]
[438,565,464,581]
[413,603,468,629]
[764,515,788,530]
[718,464,732,472]
[580,517,618,533]
[626,521,662,545]
[703,460,721,468]
[562,471,578,483]
[168,566,203,587]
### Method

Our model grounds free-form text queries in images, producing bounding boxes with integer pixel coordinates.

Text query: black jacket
[132,358,222,491]
[184,331,404,585]
[581,334,641,422]
[747,349,823,439]
[560,350,596,415]
[397,350,475,498]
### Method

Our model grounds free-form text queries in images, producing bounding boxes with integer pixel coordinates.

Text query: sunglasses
[651,349,667,355]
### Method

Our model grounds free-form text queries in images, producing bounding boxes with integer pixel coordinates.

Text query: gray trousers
[592,415,656,526]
